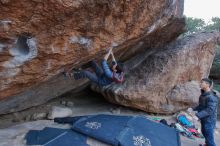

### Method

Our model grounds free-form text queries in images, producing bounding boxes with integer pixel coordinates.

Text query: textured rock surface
[92,32,220,114]
[0,0,185,114]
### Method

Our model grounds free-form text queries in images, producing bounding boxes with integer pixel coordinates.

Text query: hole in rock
[11,36,30,56]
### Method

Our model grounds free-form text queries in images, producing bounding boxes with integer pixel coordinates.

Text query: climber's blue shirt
[98,59,114,86]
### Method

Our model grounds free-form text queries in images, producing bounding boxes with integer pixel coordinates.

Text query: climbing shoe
[73,71,83,80]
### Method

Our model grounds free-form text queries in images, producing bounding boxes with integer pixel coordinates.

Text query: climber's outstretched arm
[111,51,116,64]
[104,47,112,61]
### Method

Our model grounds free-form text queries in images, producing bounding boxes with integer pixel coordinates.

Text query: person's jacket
[193,90,218,123]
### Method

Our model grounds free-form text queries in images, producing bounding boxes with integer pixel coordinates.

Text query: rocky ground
[0,89,219,146]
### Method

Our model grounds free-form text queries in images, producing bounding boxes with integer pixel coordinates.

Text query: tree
[184,17,220,36]
[185,17,206,35]
[205,17,220,31]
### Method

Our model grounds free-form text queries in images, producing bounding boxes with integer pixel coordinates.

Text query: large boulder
[92,32,220,114]
[0,0,185,114]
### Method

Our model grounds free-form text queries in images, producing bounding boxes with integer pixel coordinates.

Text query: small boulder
[66,101,74,107]
[24,115,32,121]
[60,100,67,105]
[109,108,121,114]
[47,106,72,119]
[31,113,47,120]
[12,112,22,122]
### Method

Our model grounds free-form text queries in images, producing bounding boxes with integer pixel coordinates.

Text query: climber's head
[112,61,123,73]
[200,78,213,91]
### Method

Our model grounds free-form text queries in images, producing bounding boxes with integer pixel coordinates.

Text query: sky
[184,0,220,22]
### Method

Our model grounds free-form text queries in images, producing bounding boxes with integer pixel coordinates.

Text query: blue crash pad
[72,114,181,146]
[25,127,88,146]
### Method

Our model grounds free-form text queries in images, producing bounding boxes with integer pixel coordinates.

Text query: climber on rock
[65,47,124,86]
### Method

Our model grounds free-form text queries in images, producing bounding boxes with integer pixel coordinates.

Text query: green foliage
[216,83,220,120]
[205,17,220,32]
[184,16,220,35]
[214,83,220,92]
[211,45,220,70]
[185,17,205,35]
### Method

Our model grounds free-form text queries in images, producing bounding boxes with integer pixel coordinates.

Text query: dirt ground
[0,89,219,146]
